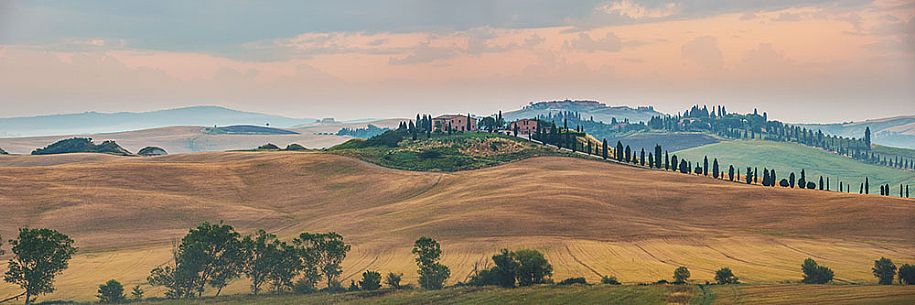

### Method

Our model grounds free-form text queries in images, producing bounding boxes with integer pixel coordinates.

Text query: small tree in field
[514,249,553,286]
[714,267,739,284]
[385,272,403,289]
[4,228,78,305]
[97,279,126,304]
[130,285,144,300]
[899,264,915,285]
[872,257,897,285]
[801,258,834,284]
[358,270,382,291]
[673,266,690,284]
[413,237,450,289]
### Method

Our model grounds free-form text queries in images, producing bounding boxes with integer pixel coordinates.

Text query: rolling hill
[503,100,663,123]
[0,106,316,137]
[675,140,915,190]
[0,120,403,154]
[799,115,915,149]
[0,152,912,301]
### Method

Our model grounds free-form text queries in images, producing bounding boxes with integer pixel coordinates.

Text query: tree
[514,249,553,286]
[789,172,796,188]
[703,156,709,176]
[602,139,608,160]
[872,257,897,285]
[640,148,646,166]
[673,266,690,284]
[762,169,771,186]
[655,145,663,168]
[242,230,281,295]
[4,228,78,305]
[385,273,403,289]
[714,267,739,284]
[183,222,244,297]
[489,249,519,287]
[865,177,869,194]
[665,151,670,170]
[864,126,872,149]
[712,159,720,179]
[899,264,915,285]
[728,165,735,181]
[413,237,450,289]
[98,280,126,304]
[798,170,807,189]
[745,167,753,184]
[130,285,144,301]
[616,141,624,161]
[295,232,350,289]
[625,145,632,163]
[801,258,834,284]
[359,270,382,290]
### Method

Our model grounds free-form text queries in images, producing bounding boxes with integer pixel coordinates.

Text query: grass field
[675,140,915,191]
[1,152,913,301]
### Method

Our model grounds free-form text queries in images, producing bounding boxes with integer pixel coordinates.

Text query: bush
[601,276,621,285]
[285,143,307,151]
[556,277,588,286]
[806,182,816,189]
[362,130,404,147]
[97,279,126,303]
[714,267,739,284]
[779,179,790,187]
[293,278,317,294]
[130,285,143,300]
[673,266,691,284]
[359,270,382,291]
[872,257,897,285]
[257,143,280,150]
[418,149,443,159]
[899,264,915,285]
[468,248,552,288]
[801,258,834,284]
[385,272,403,289]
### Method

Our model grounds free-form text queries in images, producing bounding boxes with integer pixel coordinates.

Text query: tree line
[2,226,915,304]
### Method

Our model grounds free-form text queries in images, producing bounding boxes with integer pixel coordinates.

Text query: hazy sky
[0,0,913,123]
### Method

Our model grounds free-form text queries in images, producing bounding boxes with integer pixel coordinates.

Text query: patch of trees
[801,258,834,284]
[468,249,553,287]
[337,124,389,138]
[2,228,78,305]
[31,137,132,156]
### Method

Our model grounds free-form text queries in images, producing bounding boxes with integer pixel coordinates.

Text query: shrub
[130,285,143,300]
[714,267,739,284]
[601,276,621,285]
[556,277,588,286]
[385,272,403,289]
[779,179,790,187]
[293,278,317,294]
[801,258,834,284]
[872,257,897,285]
[359,270,382,291]
[413,237,450,290]
[257,143,280,150]
[285,143,306,151]
[418,149,443,159]
[97,279,126,303]
[347,280,359,292]
[673,266,691,284]
[514,249,553,286]
[899,264,915,285]
[806,182,816,189]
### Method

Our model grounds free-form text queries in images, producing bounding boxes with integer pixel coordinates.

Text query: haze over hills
[799,115,915,149]
[0,153,912,301]
[0,106,317,137]
[502,100,663,124]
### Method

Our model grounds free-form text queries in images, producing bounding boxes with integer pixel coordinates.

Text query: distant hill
[0,106,315,137]
[203,125,299,135]
[799,116,915,149]
[503,100,663,123]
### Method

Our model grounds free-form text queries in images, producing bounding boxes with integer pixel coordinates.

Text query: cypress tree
[712,159,720,179]
[671,155,679,172]
[865,177,869,194]
[616,141,624,161]
[625,145,631,163]
[798,170,807,189]
[703,156,709,176]
[655,145,663,168]
[753,167,758,183]
[466,113,472,131]
[771,169,777,187]
[587,141,592,155]
[762,169,770,186]
[906,185,909,198]
[665,151,670,170]
[648,153,655,168]
[746,167,753,184]
[728,165,735,181]
[827,177,830,191]
[819,176,824,190]
[640,148,646,166]
[789,172,796,188]
[602,139,609,160]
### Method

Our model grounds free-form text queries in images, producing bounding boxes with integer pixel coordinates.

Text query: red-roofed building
[509,119,539,134]
[433,114,476,132]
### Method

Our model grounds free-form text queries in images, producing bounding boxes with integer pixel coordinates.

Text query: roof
[433,114,468,119]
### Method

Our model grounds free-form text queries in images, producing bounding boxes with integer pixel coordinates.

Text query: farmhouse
[433,114,477,132]
[509,119,539,134]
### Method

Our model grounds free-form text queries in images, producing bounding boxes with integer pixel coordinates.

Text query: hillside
[503,100,662,123]
[1,152,913,301]
[675,140,915,190]
[799,115,915,149]
[0,106,315,137]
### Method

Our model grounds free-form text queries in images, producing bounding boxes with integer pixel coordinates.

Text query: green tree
[602,139,608,160]
[295,232,350,289]
[241,230,282,295]
[899,264,915,285]
[412,237,450,289]
[872,257,897,285]
[267,241,302,293]
[514,249,553,286]
[358,270,382,290]
[703,156,709,176]
[798,169,807,189]
[801,258,834,284]
[712,159,720,179]
[490,249,519,287]
[864,126,872,148]
[714,267,739,284]
[130,285,144,301]
[728,165,735,181]
[384,272,403,289]
[616,141,624,161]
[673,266,691,284]
[4,228,78,305]
[183,222,244,297]
[97,279,126,304]
[655,145,663,168]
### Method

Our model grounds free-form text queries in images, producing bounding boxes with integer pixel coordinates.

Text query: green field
[121,284,915,305]
[675,140,915,192]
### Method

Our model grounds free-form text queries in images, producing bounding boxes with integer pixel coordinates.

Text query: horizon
[1,1,914,123]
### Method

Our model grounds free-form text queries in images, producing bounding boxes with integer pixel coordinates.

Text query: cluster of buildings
[430,114,540,135]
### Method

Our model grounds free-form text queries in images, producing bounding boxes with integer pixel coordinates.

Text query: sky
[0,0,913,123]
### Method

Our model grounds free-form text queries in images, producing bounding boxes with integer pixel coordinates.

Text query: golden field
[0,152,913,301]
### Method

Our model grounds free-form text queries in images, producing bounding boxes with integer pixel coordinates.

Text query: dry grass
[709,284,915,305]
[0,153,913,301]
